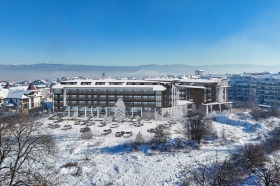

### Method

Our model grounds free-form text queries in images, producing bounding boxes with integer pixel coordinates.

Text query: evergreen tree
[115,98,126,123]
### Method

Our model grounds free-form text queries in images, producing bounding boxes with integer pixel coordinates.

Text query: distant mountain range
[1,63,280,81]
[1,63,280,74]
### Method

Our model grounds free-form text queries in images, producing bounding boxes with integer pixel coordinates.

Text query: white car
[110,123,119,128]
[97,122,106,127]
[123,131,133,138]
[61,125,72,130]
[79,121,86,125]
[86,121,95,126]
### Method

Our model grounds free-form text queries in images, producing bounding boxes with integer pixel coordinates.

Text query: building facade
[52,78,231,119]
[228,72,280,105]
[0,83,43,115]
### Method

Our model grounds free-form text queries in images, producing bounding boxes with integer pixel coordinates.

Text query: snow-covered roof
[53,79,168,91]
[202,101,233,105]
[53,84,166,91]
[177,100,193,105]
[148,78,221,83]
[176,85,206,89]
[5,90,30,99]
[272,74,280,80]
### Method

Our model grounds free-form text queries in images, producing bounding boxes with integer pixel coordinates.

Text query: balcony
[54,102,64,107]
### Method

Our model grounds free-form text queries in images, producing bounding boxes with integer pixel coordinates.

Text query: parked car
[74,120,81,125]
[47,123,54,128]
[134,122,143,127]
[86,121,95,126]
[115,131,125,137]
[97,122,106,127]
[100,121,108,125]
[48,124,60,129]
[80,127,91,133]
[101,129,112,135]
[158,124,170,129]
[61,125,72,130]
[123,131,133,138]
[110,123,119,128]
[147,128,156,133]
[53,118,63,123]
[79,121,86,125]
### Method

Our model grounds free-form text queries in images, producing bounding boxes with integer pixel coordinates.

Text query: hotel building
[52,78,231,119]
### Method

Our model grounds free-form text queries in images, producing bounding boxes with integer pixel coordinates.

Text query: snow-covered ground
[36,110,280,186]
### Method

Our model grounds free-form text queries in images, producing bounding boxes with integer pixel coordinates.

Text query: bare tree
[182,112,215,144]
[256,156,280,186]
[232,144,267,173]
[264,127,280,153]
[0,114,58,186]
[182,158,242,186]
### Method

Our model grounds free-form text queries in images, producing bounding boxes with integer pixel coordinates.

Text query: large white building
[52,77,231,119]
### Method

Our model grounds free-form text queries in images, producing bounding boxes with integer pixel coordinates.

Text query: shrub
[63,162,78,168]
[81,128,93,140]
[135,132,145,145]
[264,127,280,153]
[232,144,267,172]
[153,126,170,144]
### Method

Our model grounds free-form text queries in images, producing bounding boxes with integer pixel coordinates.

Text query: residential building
[0,83,43,115]
[228,72,280,105]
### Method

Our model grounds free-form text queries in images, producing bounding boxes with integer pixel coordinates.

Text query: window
[156,95,161,101]
[96,82,105,85]
[53,89,62,94]
[156,102,161,107]
[81,82,92,85]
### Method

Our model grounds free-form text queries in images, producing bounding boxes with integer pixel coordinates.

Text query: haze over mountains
[1,63,280,81]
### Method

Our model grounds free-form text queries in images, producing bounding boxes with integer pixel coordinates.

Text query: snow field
[37,111,279,186]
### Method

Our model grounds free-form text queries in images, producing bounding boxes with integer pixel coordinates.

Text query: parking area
[37,115,177,141]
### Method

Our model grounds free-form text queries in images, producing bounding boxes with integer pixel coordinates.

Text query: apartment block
[228,72,280,105]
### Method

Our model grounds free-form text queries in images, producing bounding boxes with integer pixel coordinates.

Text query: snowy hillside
[36,110,280,186]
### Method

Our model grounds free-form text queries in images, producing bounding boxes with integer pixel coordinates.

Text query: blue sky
[0,0,280,66]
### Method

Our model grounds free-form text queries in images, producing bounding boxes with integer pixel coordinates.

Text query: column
[97,107,100,118]
[132,107,134,117]
[140,107,142,118]
[75,107,78,118]
[105,107,108,117]
[219,104,221,115]
[68,106,70,117]
[210,105,213,115]
[85,107,87,118]
[206,105,209,116]
[224,88,227,102]
[91,107,93,116]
